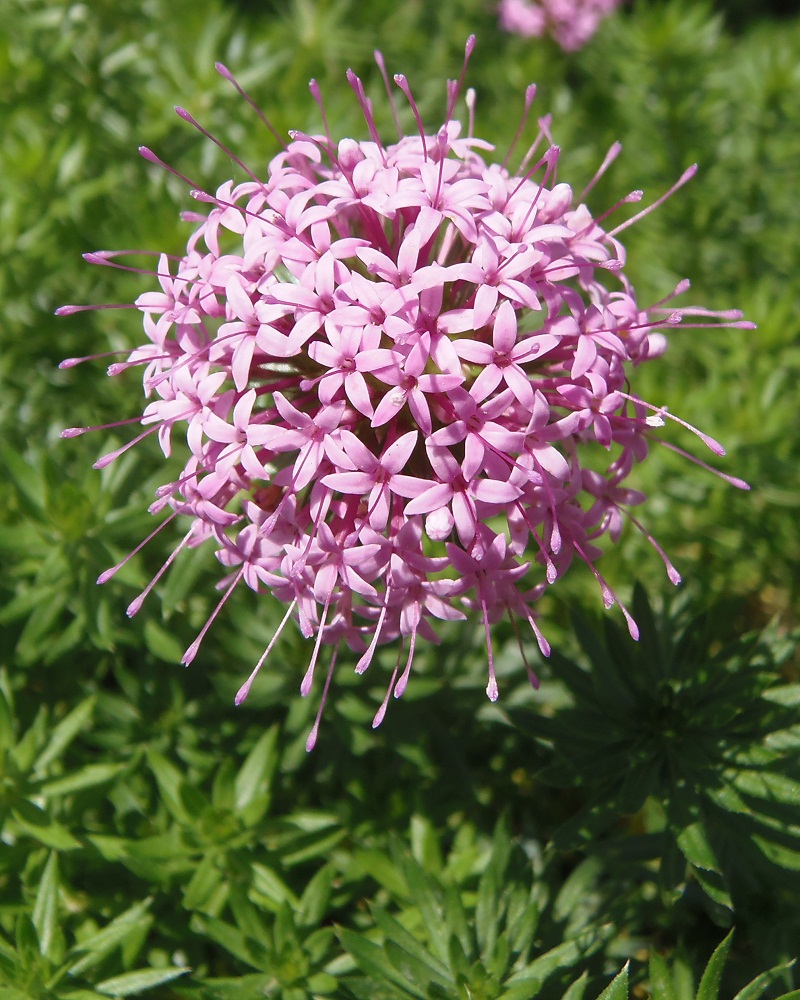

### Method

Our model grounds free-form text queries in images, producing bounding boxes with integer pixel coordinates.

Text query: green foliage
[338,820,611,1000]
[513,588,800,920]
[1,0,799,996]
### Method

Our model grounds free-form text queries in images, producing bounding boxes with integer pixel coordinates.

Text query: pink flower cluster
[60,41,750,747]
[498,0,622,51]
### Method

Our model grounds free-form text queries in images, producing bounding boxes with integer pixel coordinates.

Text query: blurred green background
[1,0,799,997]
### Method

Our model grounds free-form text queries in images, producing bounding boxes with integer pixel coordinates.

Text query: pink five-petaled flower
[453,300,558,408]
[498,0,623,52]
[59,38,752,750]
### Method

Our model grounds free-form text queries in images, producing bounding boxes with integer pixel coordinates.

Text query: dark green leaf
[696,932,734,1000]
[95,966,190,996]
[32,852,61,964]
[595,965,629,1000]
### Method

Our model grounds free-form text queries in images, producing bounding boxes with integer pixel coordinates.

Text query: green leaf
[751,834,800,871]
[410,813,443,875]
[696,932,733,1000]
[443,885,473,962]
[734,770,800,808]
[39,762,125,798]
[233,725,278,826]
[143,618,185,662]
[398,854,448,967]
[385,938,451,995]
[648,953,675,1000]
[351,849,409,898]
[297,863,334,928]
[561,972,589,1000]
[691,867,733,912]
[95,966,190,996]
[68,899,154,977]
[762,685,800,708]
[475,857,498,958]
[1,446,46,513]
[733,962,797,1000]
[190,916,267,971]
[146,750,191,824]
[229,888,273,949]
[338,928,426,999]
[280,829,347,867]
[15,914,41,976]
[0,987,39,1000]
[32,852,61,963]
[371,906,450,985]
[0,684,14,754]
[171,973,276,999]
[553,857,603,925]
[12,800,81,851]
[676,822,722,874]
[183,855,224,914]
[34,696,96,774]
[595,965,629,1000]
[510,937,589,991]
[497,976,544,1000]
[249,862,298,910]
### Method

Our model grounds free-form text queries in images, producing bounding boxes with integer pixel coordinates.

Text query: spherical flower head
[59,39,751,749]
[498,0,624,51]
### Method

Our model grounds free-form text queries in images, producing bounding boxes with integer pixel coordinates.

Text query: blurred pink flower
[498,0,623,51]
[60,40,750,747]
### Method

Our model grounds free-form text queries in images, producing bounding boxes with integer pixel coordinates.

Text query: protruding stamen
[393,74,427,159]
[181,567,245,665]
[479,587,499,702]
[355,586,392,674]
[235,599,298,705]
[346,69,385,156]
[58,349,131,369]
[93,425,161,469]
[509,612,543,685]
[655,438,750,490]
[108,351,171,378]
[308,79,335,160]
[181,566,244,667]
[501,83,537,171]
[618,391,726,455]
[81,252,184,282]
[300,587,335,696]
[372,660,400,729]
[173,105,265,185]
[646,279,692,312]
[445,35,476,124]
[56,303,138,316]
[215,62,289,151]
[393,627,418,699]
[97,512,178,585]
[622,509,682,586]
[61,415,144,438]
[138,146,205,191]
[127,529,194,618]
[581,189,643,233]
[576,543,640,641]
[433,127,450,206]
[506,145,560,227]
[465,87,476,139]
[606,164,698,238]
[305,645,339,752]
[373,50,402,139]
[524,452,562,554]
[517,113,552,176]
[578,141,622,201]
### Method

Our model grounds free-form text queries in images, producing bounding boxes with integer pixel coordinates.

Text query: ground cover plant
[1,0,799,997]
